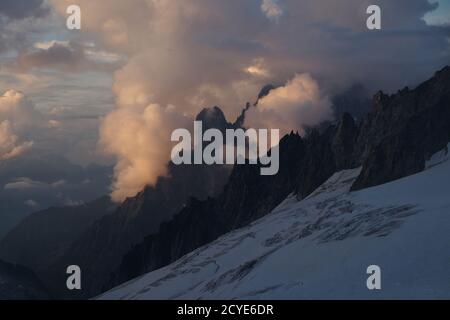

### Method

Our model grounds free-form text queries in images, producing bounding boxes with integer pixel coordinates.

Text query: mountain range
[100,146,450,299]
[0,66,449,299]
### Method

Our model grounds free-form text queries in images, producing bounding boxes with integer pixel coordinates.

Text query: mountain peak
[195,106,231,131]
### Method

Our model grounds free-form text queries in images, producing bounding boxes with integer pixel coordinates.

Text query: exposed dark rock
[233,102,251,129]
[256,84,275,102]
[332,112,359,169]
[352,66,450,190]
[234,84,276,128]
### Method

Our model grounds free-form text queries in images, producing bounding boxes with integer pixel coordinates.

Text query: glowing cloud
[0,121,33,160]
[46,0,449,202]
[261,0,283,20]
[0,90,42,160]
[245,74,333,136]
[100,103,190,202]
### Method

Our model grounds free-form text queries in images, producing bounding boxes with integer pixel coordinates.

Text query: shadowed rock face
[352,66,450,190]
[108,66,450,295]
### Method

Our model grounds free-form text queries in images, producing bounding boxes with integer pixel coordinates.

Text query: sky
[0,0,449,202]
[425,0,450,24]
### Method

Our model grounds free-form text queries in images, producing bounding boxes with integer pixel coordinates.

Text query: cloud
[3,177,67,190]
[0,89,43,128]
[24,199,39,208]
[424,0,450,26]
[0,0,48,20]
[4,177,45,190]
[0,87,111,166]
[261,0,283,20]
[0,90,44,160]
[245,74,333,136]
[0,121,33,160]
[99,103,190,202]
[45,0,450,201]
[47,1,450,110]
[245,58,271,78]
[13,41,123,72]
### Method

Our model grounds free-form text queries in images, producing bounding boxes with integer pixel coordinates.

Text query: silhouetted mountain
[43,163,230,298]
[352,67,450,190]
[100,145,450,299]
[1,105,239,299]
[6,67,449,300]
[107,66,450,294]
[0,197,115,275]
[109,133,305,288]
[0,152,112,238]
[196,106,232,132]
[257,84,276,102]
[110,120,358,288]
[0,259,50,300]
[234,84,276,129]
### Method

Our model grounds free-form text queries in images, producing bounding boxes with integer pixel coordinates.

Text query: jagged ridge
[109,66,450,294]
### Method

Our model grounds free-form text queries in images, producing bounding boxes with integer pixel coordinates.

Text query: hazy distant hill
[0,259,49,300]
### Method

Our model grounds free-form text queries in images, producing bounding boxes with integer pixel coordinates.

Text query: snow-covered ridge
[99,144,450,299]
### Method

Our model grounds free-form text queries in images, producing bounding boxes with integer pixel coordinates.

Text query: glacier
[99,143,450,300]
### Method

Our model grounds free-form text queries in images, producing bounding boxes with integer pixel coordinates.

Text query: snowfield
[99,144,450,300]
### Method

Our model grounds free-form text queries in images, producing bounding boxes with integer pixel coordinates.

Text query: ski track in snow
[99,143,450,300]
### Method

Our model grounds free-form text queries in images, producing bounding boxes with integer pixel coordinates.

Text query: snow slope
[99,143,450,299]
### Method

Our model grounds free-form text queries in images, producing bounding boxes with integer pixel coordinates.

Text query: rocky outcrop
[352,66,450,190]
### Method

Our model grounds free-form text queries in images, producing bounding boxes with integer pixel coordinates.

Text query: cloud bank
[46,0,450,201]
[0,90,42,160]
[0,0,48,20]
[245,74,333,136]
[0,121,33,160]
[100,103,189,202]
